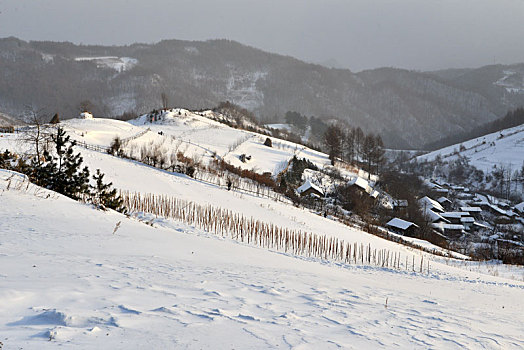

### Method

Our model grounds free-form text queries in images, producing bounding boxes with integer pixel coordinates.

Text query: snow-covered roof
[473,194,489,205]
[79,112,94,119]
[425,181,442,189]
[473,222,490,229]
[437,197,451,204]
[431,223,465,230]
[297,180,324,196]
[423,208,451,223]
[441,212,469,219]
[489,204,507,216]
[347,176,369,191]
[393,199,408,207]
[419,196,445,212]
[460,217,475,223]
[386,218,418,230]
[514,202,524,214]
[460,206,482,213]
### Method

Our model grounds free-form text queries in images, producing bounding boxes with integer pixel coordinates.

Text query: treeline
[1,126,123,211]
[424,107,524,151]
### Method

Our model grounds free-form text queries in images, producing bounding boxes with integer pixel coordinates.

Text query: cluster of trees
[324,124,385,174]
[2,126,123,211]
[279,156,319,190]
[490,162,524,201]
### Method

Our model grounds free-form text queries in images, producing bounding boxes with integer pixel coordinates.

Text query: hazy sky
[1,0,523,71]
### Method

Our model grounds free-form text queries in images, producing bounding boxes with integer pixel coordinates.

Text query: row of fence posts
[120,191,430,274]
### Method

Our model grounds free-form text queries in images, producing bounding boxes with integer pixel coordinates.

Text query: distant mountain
[0,112,20,127]
[1,37,524,148]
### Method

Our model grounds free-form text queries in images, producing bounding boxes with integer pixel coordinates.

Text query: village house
[419,196,445,213]
[431,222,465,239]
[297,180,324,198]
[386,218,419,236]
[441,212,470,225]
[437,197,452,211]
[460,206,482,220]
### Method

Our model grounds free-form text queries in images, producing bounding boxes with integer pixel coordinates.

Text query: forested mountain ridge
[1,37,523,148]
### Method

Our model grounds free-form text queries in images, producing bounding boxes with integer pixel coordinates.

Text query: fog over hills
[1,37,524,148]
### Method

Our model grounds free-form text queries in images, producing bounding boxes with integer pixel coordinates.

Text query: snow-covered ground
[1,171,524,349]
[2,113,524,348]
[74,56,138,72]
[417,124,524,172]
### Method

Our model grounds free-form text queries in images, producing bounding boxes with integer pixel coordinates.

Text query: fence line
[120,191,429,273]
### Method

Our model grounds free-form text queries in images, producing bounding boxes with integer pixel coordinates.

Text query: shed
[386,218,419,236]
[79,112,94,119]
[297,180,324,198]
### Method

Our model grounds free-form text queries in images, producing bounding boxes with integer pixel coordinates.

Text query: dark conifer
[91,169,124,211]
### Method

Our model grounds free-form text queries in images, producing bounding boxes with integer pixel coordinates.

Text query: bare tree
[18,106,53,165]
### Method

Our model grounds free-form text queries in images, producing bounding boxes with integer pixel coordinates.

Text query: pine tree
[50,113,60,124]
[91,169,124,211]
[33,127,90,200]
[324,125,343,165]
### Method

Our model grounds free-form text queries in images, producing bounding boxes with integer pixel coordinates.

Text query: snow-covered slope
[1,171,524,349]
[62,118,146,146]
[417,124,524,172]
[127,109,334,176]
[74,56,138,72]
[2,113,524,348]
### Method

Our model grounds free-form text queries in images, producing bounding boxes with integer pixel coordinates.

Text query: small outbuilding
[386,218,419,236]
[297,180,324,198]
[79,111,94,119]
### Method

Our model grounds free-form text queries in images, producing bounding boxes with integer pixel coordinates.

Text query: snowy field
[1,171,524,349]
[417,124,524,172]
[2,114,524,348]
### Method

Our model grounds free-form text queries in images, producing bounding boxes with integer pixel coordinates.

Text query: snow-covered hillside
[2,111,524,348]
[74,56,138,72]
[417,123,524,172]
[1,170,524,349]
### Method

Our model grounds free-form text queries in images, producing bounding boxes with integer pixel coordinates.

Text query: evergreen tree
[324,125,343,165]
[50,113,60,124]
[91,169,124,211]
[33,127,90,200]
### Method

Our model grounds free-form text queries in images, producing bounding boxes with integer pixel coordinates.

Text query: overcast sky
[1,0,523,71]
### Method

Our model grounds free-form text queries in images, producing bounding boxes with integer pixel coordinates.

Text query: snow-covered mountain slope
[417,123,524,172]
[74,56,138,72]
[1,170,524,349]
